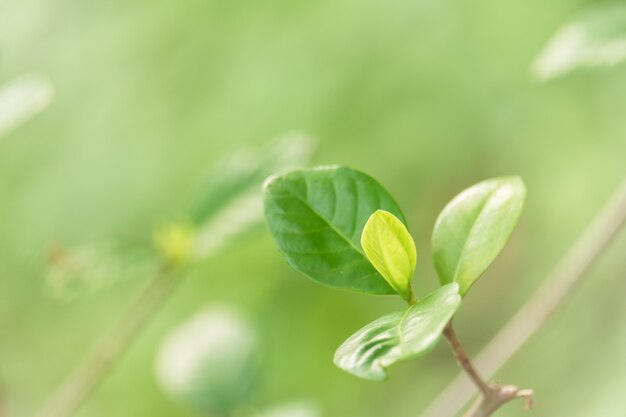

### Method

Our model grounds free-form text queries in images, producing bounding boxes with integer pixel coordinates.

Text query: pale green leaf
[333,283,461,381]
[533,4,626,80]
[361,210,416,302]
[264,166,406,294]
[432,176,525,296]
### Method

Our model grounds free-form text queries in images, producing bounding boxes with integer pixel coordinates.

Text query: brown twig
[422,177,626,417]
[442,322,532,417]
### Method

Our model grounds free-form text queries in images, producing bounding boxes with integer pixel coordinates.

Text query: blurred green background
[1,0,626,416]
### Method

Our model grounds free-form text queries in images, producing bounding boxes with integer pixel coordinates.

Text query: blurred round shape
[156,306,258,414]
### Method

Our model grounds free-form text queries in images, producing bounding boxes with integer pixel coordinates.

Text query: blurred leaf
[155,306,258,415]
[432,177,525,296]
[361,210,416,302]
[45,240,160,300]
[0,74,53,138]
[533,4,626,80]
[333,283,461,381]
[263,166,406,295]
[191,133,314,259]
[253,402,322,417]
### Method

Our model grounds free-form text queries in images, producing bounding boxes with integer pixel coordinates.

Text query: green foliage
[156,307,258,415]
[0,74,53,138]
[190,133,314,260]
[533,4,626,80]
[263,167,527,381]
[334,284,461,381]
[361,210,416,302]
[432,177,526,296]
[263,166,406,294]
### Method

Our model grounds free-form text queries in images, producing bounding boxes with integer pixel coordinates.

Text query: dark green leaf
[432,177,525,296]
[263,166,406,294]
[334,283,461,381]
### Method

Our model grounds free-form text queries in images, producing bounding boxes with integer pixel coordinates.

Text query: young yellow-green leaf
[432,177,525,296]
[264,166,406,294]
[361,210,416,302]
[333,283,461,381]
[533,4,626,81]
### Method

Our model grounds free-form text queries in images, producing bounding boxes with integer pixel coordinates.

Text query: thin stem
[33,264,182,417]
[421,177,626,417]
[442,323,490,395]
[443,322,532,417]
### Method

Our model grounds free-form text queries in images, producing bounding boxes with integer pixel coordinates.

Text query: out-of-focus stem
[33,265,181,417]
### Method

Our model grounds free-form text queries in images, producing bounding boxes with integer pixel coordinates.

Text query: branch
[442,322,532,417]
[421,177,626,417]
[33,265,181,417]
[442,323,490,395]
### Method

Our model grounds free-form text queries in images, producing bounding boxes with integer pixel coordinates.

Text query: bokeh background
[1,0,626,416]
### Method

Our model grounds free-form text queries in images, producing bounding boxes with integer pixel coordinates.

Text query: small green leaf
[264,166,406,294]
[0,74,53,138]
[190,133,314,259]
[156,306,258,414]
[334,283,461,381]
[432,177,525,296]
[361,210,416,302]
[533,4,626,80]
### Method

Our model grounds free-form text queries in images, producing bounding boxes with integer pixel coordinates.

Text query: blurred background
[1,0,626,416]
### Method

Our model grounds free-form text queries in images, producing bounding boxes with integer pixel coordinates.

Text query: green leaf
[432,177,525,296]
[533,4,626,80]
[0,74,53,138]
[190,133,314,259]
[263,166,406,294]
[334,283,461,381]
[361,210,416,302]
[156,306,258,414]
